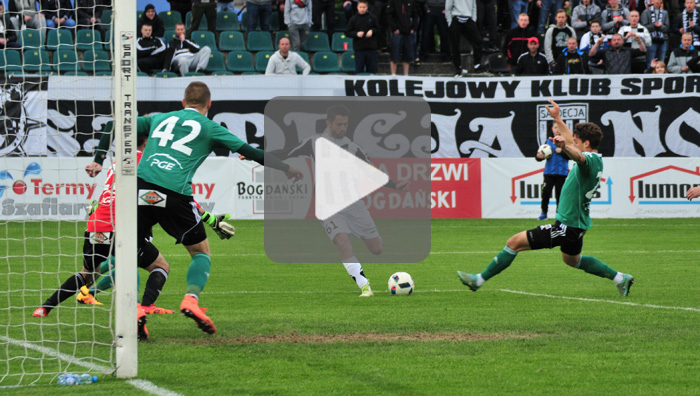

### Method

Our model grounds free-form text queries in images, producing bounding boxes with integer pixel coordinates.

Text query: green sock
[481,246,517,281]
[91,267,141,302]
[186,253,211,297]
[576,256,617,279]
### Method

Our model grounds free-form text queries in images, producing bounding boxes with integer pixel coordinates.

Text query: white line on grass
[127,379,185,396]
[499,289,700,312]
[0,335,182,395]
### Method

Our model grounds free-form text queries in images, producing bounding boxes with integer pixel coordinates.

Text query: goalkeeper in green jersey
[133,81,301,338]
[457,99,635,297]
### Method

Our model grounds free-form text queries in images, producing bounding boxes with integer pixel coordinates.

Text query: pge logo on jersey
[0,162,41,198]
[629,166,700,204]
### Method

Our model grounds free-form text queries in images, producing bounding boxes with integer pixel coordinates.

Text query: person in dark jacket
[76,0,106,38]
[163,22,211,75]
[167,0,192,23]
[41,0,77,30]
[419,0,450,62]
[588,32,646,73]
[187,0,217,39]
[387,0,419,75]
[555,36,589,74]
[515,37,550,75]
[138,4,165,38]
[504,13,536,68]
[0,2,20,49]
[346,0,379,74]
[137,22,168,73]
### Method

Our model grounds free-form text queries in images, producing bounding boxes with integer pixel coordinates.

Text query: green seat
[240,11,248,30]
[312,51,339,73]
[65,71,88,76]
[334,12,348,30]
[340,51,355,72]
[304,32,330,52]
[219,31,245,51]
[254,51,273,72]
[137,71,149,76]
[23,49,51,73]
[227,50,254,73]
[20,30,43,49]
[247,31,273,51]
[163,29,177,43]
[205,50,227,73]
[103,28,112,50]
[76,30,102,51]
[52,50,80,74]
[101,9,112,25]
[0,50,22,73]
[46,29,74,51]
[296,51,309,73]
[192,30,217,50]
[186,11,208,31]
[83,50,111,73]
[156,71,178,78]
[217,11,240,31]
[158,10,182,30]
[137,10,144,20]
[331,32,352,52]
[275,30,290,42]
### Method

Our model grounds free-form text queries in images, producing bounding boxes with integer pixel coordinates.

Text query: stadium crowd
[2,0,700,76]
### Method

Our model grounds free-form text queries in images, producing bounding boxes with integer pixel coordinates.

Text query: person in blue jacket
[536,123,569,220]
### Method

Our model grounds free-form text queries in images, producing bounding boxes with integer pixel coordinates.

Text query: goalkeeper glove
[201,211,235,240]
[86,200,98,216]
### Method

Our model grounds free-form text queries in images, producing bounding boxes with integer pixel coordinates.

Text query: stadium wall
[1,75,698,219]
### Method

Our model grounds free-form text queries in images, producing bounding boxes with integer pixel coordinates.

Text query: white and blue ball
[388,272,414,295]
[538,144,553,159]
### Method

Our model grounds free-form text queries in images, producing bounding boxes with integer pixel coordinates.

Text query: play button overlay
[263,97,431,264]
[314,137,389,221]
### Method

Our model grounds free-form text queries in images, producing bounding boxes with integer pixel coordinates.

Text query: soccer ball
[388,272,414,295]
[538,144,553,159]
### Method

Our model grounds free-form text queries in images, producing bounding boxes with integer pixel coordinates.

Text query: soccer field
[2,218,700,395]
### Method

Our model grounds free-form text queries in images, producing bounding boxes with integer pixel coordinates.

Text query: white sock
[342,257,368,288]
[476,273,485,287]
[613,272,624,284]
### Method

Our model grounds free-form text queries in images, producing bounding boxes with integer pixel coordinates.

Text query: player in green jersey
[457,99,634,296]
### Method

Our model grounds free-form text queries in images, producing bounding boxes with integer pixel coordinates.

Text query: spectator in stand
[387,0,419,75]
[164,22,211,75]
[218,0,236,11]
[508,0,529,29]
[446,0,487,75]
[646,57,667,72]
[167,0,192,23]
[572,0,602,39]
[187,0,217,39]
[312,0,335,39]
[536,0,563,34]
[478,0,499,51]
[247,0,273,31]
[580,19,607,72]
[419,0,451,63]
[76,0,106,38]
[344,0,358,21]
[588,31,646,72]
[371,0,390,51]
[673,0,700,46]
[137,22,168,73]
[619,10,651,72]
[505,13,536,69]
[667,31,698,72]
[601,0,629,34]
[138,4,165,37]
[641,0,669,67]
[346,0,380,73]
[544,9,576,71]
[0,3,20,49]
[515,36,550,74]
[285,0,313,51]
[556,36,589,73]
[265,36,312,74]
[42,0,77,30]
[13,0,47,38]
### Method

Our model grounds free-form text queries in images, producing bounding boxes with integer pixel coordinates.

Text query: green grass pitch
[2,218,700,395]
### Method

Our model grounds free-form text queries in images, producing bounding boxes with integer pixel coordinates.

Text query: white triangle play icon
[314,137,389,221]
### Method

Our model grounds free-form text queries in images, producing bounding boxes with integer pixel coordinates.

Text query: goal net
[0,1,137,387]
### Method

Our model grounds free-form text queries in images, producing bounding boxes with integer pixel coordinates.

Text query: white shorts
[322,202,379,241]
